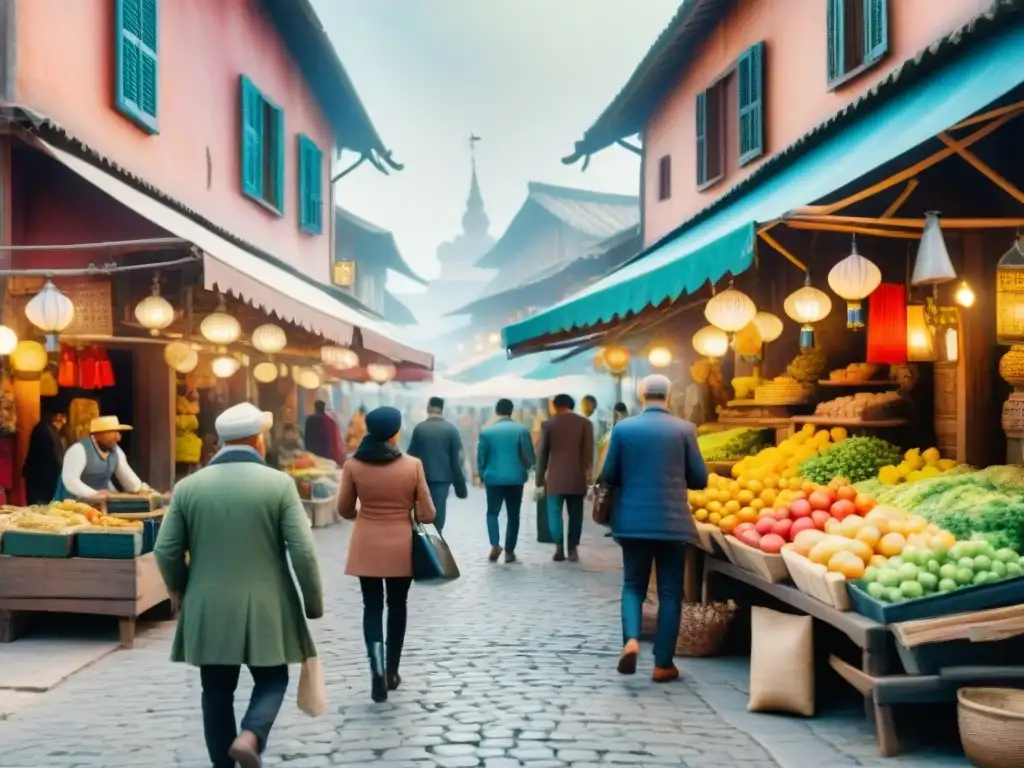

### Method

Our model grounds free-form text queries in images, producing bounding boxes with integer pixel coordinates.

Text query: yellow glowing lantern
[0,325,18,356]
[200,295,241,345]
[603,346,630,375]
[827,236,882,329]
[647,346,673,369]
[321,345,359,370]
[253,361,279,383]
[163,341,199,374]
[367,362,396,385]
[954,281,975,308]
[11,340,48,374]
[251,323,287,355]
[752,311,783,344]
[134,275,175,336]
[997,236,1024,344]
[212,355,241,378]
[692,326,729,359]
[704,282,757,334]
[297,368,323,390]
[906,305,935,362]
[784,274,832,347]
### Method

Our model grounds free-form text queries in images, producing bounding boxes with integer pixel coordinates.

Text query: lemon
[830,427,848,443]
[922,447,941,463]
[694,509,709,522]
[878,465,901,485]
[938,458,958,471]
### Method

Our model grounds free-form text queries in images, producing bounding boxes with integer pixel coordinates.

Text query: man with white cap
[598,374,708,683]
[155,402,323,768]
[54,415,149,500]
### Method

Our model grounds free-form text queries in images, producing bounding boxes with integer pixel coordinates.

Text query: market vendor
[54,415,150,501]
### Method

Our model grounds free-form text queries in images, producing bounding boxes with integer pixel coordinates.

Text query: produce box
[781,544,851,610]
[695,521,730,558]
[140,518,160,554]
[76,530,142,559]
[848,575,1024,624]
[1,530,76,558]
[724,535,790,583]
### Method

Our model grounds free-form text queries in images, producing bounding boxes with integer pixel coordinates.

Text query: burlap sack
[747,606,815,716]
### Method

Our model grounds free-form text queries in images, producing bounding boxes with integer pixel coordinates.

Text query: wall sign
[332,260,356,288]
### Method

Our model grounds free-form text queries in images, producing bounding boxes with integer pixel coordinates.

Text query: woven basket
[958,688,1024,767]
[641,600,737,657]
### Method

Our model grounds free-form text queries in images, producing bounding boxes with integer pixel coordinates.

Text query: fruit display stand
[302,496,339,528]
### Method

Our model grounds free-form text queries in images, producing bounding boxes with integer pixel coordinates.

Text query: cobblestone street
[0,490,966,768]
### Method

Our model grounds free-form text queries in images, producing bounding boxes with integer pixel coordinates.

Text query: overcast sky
[311,0,680,293]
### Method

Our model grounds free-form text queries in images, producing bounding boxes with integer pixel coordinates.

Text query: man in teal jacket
[477,398,535,563]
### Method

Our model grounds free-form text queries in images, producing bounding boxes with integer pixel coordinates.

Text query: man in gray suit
[407,397,467,531]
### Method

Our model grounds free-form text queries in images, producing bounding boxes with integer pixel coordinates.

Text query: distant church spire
[461,134,489,238]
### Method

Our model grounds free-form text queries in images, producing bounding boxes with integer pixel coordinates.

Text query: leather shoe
[617,639,639,675]
[228,730,261,768]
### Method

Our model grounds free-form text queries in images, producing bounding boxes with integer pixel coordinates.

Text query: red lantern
[58,344,79,388]
[866,283,907,364]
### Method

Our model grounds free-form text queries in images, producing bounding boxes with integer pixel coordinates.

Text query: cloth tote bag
[411,512,460,584]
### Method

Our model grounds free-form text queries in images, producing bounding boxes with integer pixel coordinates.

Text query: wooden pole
[786,215,1024,229]
[881,180,919,218]
[937,132,1024,205]
[783,221,922,239]
[757,231,807,271]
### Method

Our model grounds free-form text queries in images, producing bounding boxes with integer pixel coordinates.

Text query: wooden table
[0,552,169,648]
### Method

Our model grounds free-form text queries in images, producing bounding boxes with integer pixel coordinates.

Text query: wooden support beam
[881,180,918,218]
[757,230,807,271]
[948,100,1024,131]
[938,132,1024,205]
[784,221,922,239]
[787,214,1024,229]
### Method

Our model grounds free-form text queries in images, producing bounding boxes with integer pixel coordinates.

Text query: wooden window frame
[737,42,765,167]
[114,0,159,134]
[240,75,285,216]
[657,154,672,201]
[827,0,889,91]
[298,134,324,235]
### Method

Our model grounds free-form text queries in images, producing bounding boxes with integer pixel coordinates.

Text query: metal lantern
[692,325,729,359]
[367,362,396,385]
[25,279,74,352]
[321,345,359,370]
[752,311,783,344]
[704,282,757,334]
[954,280,976,308]
[906,305,935,362]
[298,368,323,390]
[200,295,242,345]
[602,346,630,375]
[0,325,18,356]
[911,212,957,286]
[827,236,882,329]
[253,361,279,383]
[648,346,673,369]
[251,323,287,355]
[11,340,48,374]
[784,273,832,348]
[163,341,199,374]
[211,355,241,378]
[134,275,175,336]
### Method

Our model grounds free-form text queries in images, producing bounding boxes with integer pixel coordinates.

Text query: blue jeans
[200,664,289,767]
[546,494,584,548]
[427,482,450,531]
[485,484,524,552]
[620,539,686,668]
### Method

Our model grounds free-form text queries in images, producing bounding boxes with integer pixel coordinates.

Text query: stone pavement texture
[0,489,968,768]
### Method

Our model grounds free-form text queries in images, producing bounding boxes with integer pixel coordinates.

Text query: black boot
[368,641,387,703]
[386,632,405,691]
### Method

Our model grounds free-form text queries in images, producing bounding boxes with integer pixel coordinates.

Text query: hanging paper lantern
[752,312,783,344]
[602,346,630,375]
[827,236,882,329]
[0,325,18,356]
[321,345,359,369]
[784,274,832,348]
[648,346,673,368]
[253,361,279,383]
[200,295,241,345]
[911,212,957,286]
[865,283,907,364]
[25,279,74,352]
[211,355,241,378]
[692,326,729,359]
[278,362,290,378]
[906,305,935,362]
[298,368,323,390]
[163,341,199,374]
[10,340,48,374]
[704,283,757,334]
[367,362,396,385]
[134,275,175,336]
[251,323,287,355]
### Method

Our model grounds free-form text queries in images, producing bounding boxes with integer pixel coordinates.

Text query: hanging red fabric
[866,283,908,364]
[79,346,98,390]
[93,346,115,388]
[57,344,79,389]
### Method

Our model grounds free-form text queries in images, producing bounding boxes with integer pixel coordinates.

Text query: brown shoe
[617,639,639,675]
[567,547,579,563]
[228,730,261,768]
[488,546,502,562]
[652,665,680,683]
[504,551,517,563]
[553,545,566,562]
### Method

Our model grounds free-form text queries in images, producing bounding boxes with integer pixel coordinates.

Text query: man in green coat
[155,402,323,768]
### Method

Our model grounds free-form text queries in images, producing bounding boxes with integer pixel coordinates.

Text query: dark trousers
[620,539,686,668]
[200,664,289,767]
[359,577,413,673]
[546,494,584,548]
[485,484,524,552]
[427,481,450,531]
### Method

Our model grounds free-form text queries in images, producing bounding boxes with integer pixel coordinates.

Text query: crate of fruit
[724,535,790,583]
[781,544,851,610]
[76,530,142,559]
[695,521,730,559]
[1,530,77,558]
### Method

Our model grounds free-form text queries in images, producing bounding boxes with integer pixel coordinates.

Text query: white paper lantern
[253,361,279,383]
[704,283,756,333]
[692,326,729,359]
[367,362,396,385]
[212,355,241,378]
[321,345,359,369]
[648,346,673,368]
[0,325,18,356]
[297,368,322,390]
[827,237,882,329]
[200,299,241,344]
[251,323,287,355]
[784,274,832,347]
[134,276,175,336]
[25,279,74,351]
[751,312,784,344]
[163,341,199,373]
[911,212,957,286]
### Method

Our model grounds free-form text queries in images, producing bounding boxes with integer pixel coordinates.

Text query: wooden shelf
[818,380,899,388]
[715,418,796,429]
[791,416,908,428]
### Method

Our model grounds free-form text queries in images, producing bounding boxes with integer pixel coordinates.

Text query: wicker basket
[641,599,737,657]
[957,687,1024,767]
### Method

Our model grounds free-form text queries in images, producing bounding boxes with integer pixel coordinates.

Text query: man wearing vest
[55,416,149,500]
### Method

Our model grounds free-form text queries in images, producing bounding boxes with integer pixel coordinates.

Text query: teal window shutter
[696,91,708,186]
[298,135,323,235]
[737,42,765,166]
[270,105,285,212]
[826,0,845,85]
[115,0,159,133]
[240,76,263,199]
[864,0,889,62]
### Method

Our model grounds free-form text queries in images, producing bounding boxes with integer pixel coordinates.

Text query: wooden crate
[724,535,790,582]
[781,544,851,610]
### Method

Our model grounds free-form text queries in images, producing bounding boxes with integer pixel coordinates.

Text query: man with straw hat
[55,415,149,501]
[155,402,323,768]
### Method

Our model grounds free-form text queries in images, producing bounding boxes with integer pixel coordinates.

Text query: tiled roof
[336,207,427,285]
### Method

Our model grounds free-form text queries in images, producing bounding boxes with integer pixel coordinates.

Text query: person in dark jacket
[23,408,67,504]
[536,394,593,563]
[600,375,708,683]
[407,397,467,531]
[303,401,345,465]
[477,398,535,563]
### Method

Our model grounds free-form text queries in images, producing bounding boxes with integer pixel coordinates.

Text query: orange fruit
[877,532,907,557]
[719,514,739,534]
[724,500,742,515]
[737,507,758,524]
[737,490,755,505]
[708,512,722,526]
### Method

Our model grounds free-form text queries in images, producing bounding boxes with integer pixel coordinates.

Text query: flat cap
[215,402,273,442]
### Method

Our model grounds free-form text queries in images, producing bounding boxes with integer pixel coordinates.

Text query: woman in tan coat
[338,406,435,703]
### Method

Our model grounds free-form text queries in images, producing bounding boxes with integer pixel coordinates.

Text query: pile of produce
[2,507,91,532]
[855,465,1024,551]
[787,348,828,384]
[827,363,884,382]
[798,436,900,485]
[813,391,906,421]
[697,428,769,461]
[50,499,103,523]
[869,447,961,486]
[175,388,202,465]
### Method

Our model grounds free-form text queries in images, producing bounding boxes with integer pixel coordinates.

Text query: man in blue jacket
[407,397,467,531]
[477,398,535,563]
[600,374,708,683]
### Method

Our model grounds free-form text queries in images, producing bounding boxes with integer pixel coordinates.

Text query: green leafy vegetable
[798,436,901,484]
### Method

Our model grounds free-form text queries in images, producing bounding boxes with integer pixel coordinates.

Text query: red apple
[811,510,832,530]
[771,519,794,539]
[772,506,791,521]
[830,499,856,520]
[808,491,833,511]
[760,533,786,554]
[734,522,757,537]
[739,529,762,549]
[789,517,817,540]
[789,498,812,518]
[755,516,777,536]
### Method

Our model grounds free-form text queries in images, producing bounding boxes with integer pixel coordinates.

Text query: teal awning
[504,19,1024,350]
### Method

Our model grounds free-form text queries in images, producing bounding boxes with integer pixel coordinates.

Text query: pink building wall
[15,0,335,281]
[643,0,993,246]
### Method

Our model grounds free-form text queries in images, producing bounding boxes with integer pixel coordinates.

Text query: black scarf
[353,436,403,463]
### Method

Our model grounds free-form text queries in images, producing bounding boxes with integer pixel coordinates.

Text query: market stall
[283,453,341,528]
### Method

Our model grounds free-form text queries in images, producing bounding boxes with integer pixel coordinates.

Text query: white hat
[639,374,672,399]
[215,402,273,442]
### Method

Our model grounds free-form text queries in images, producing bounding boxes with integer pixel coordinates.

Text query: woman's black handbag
[411,515,460,584]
